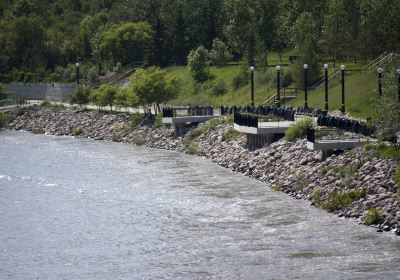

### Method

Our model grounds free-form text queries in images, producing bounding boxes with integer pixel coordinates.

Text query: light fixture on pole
[377,68,383,96]
[276,65,281,108]
[303,64,308,109]
[324,64,329,111]
[250,66,255,107]
[75,62,80,85]
[396,69,400,103]
[341,64,346,113]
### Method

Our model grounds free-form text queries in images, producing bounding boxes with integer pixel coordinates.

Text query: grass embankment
[287,71,378,119]
[166,50,300,107]
[166,50,384,120]
[166,63,275,107]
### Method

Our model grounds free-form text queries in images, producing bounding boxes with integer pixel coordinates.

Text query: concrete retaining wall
[4,83,76,102]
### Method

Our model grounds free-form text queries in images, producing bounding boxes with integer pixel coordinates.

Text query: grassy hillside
[286,70,387,119]
[165,50,393,120]
[166,64,277,107]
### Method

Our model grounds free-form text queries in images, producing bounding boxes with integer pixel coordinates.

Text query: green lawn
[166,63,276,107]
[286,70,381,119]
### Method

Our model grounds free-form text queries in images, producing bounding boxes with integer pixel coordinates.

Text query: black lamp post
[341,64,345,113]
[377,67,383,96]
[250,66,255,107]
[397,69,400,103]
[75,62,80,85]
[324,64,329,111]
[304,64,308,108]
[276,65,281,108]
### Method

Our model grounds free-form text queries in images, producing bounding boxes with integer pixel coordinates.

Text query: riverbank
[4,105,400,235]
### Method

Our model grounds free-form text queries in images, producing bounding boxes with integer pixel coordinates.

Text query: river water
[1,130,400,279]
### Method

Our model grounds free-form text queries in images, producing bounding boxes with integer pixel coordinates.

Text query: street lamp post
[324,64,329,111]
[377,67,383,96]
[276,65,281,108]
[250,66,255,107]
[304,64,308,108]
[397,69,400,103]
[75,62,80,85]
[341,65,345,113]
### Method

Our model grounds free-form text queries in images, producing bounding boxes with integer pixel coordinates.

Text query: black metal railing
[221,105,295,121]
[162,106,214,118]
[234,112,258,128]
[316,115,374,136]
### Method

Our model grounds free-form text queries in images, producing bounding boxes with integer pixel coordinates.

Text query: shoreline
[4,105,400,235]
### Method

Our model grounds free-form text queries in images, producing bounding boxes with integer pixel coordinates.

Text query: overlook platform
[162,107,216,137]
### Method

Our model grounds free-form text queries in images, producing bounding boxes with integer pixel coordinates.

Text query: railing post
[324,64,329,110]
[304,64,308,109]
[341,65,346,113]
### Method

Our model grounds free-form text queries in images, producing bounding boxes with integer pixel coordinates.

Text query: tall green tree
[292,38,321,88]
[100,22,153,65]
[130,67,180,111]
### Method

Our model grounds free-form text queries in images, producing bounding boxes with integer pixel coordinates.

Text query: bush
[0,84,8,100]
[364,208,382,225]
[69,86,91,106]
[153,114,163,129]
[187,46,210,82]
[133,137,146,146]
[231,74,248,90]
[312,188,322,207]
[364,142,400,160]
[221,128,241,141]
[72,127,83,136]
[321,189,366,212]
[372,96,400,142]
[211,81,227,96]
[282,69,293,87]
[130,113,145,129]
[185,141,200,155]
[284,117,313,142]
[209,38,232,66]
[0,112,10,127]
[40,100,52,107]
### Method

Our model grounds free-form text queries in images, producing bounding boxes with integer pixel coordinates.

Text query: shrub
[364,142,400,160]
[152,114,163,129]
[186,127,203,141]
[284,117,313,142]
[272,183,283,192]
[364,208,382,225]
[372,95,400,142]
[282,69,293,87]
[130,113,145,129]
[321,188,366,212]
[318,166,329,175]
[231,74,248,90]
[40,100,52,107]
[0,84,8,100]
[312,188,322,207]
[185,141,200,155]
[222,128,241,141]
[202,118,226,135]
[209,38,232,66]
[72,127,83,136]
[211,81,227,96]
[133,137,146,146]
[69,86,91,106]
[0,112,10,127]
[187,46,210,82]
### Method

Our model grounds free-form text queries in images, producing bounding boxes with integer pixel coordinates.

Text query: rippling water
[1,130,400,279]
